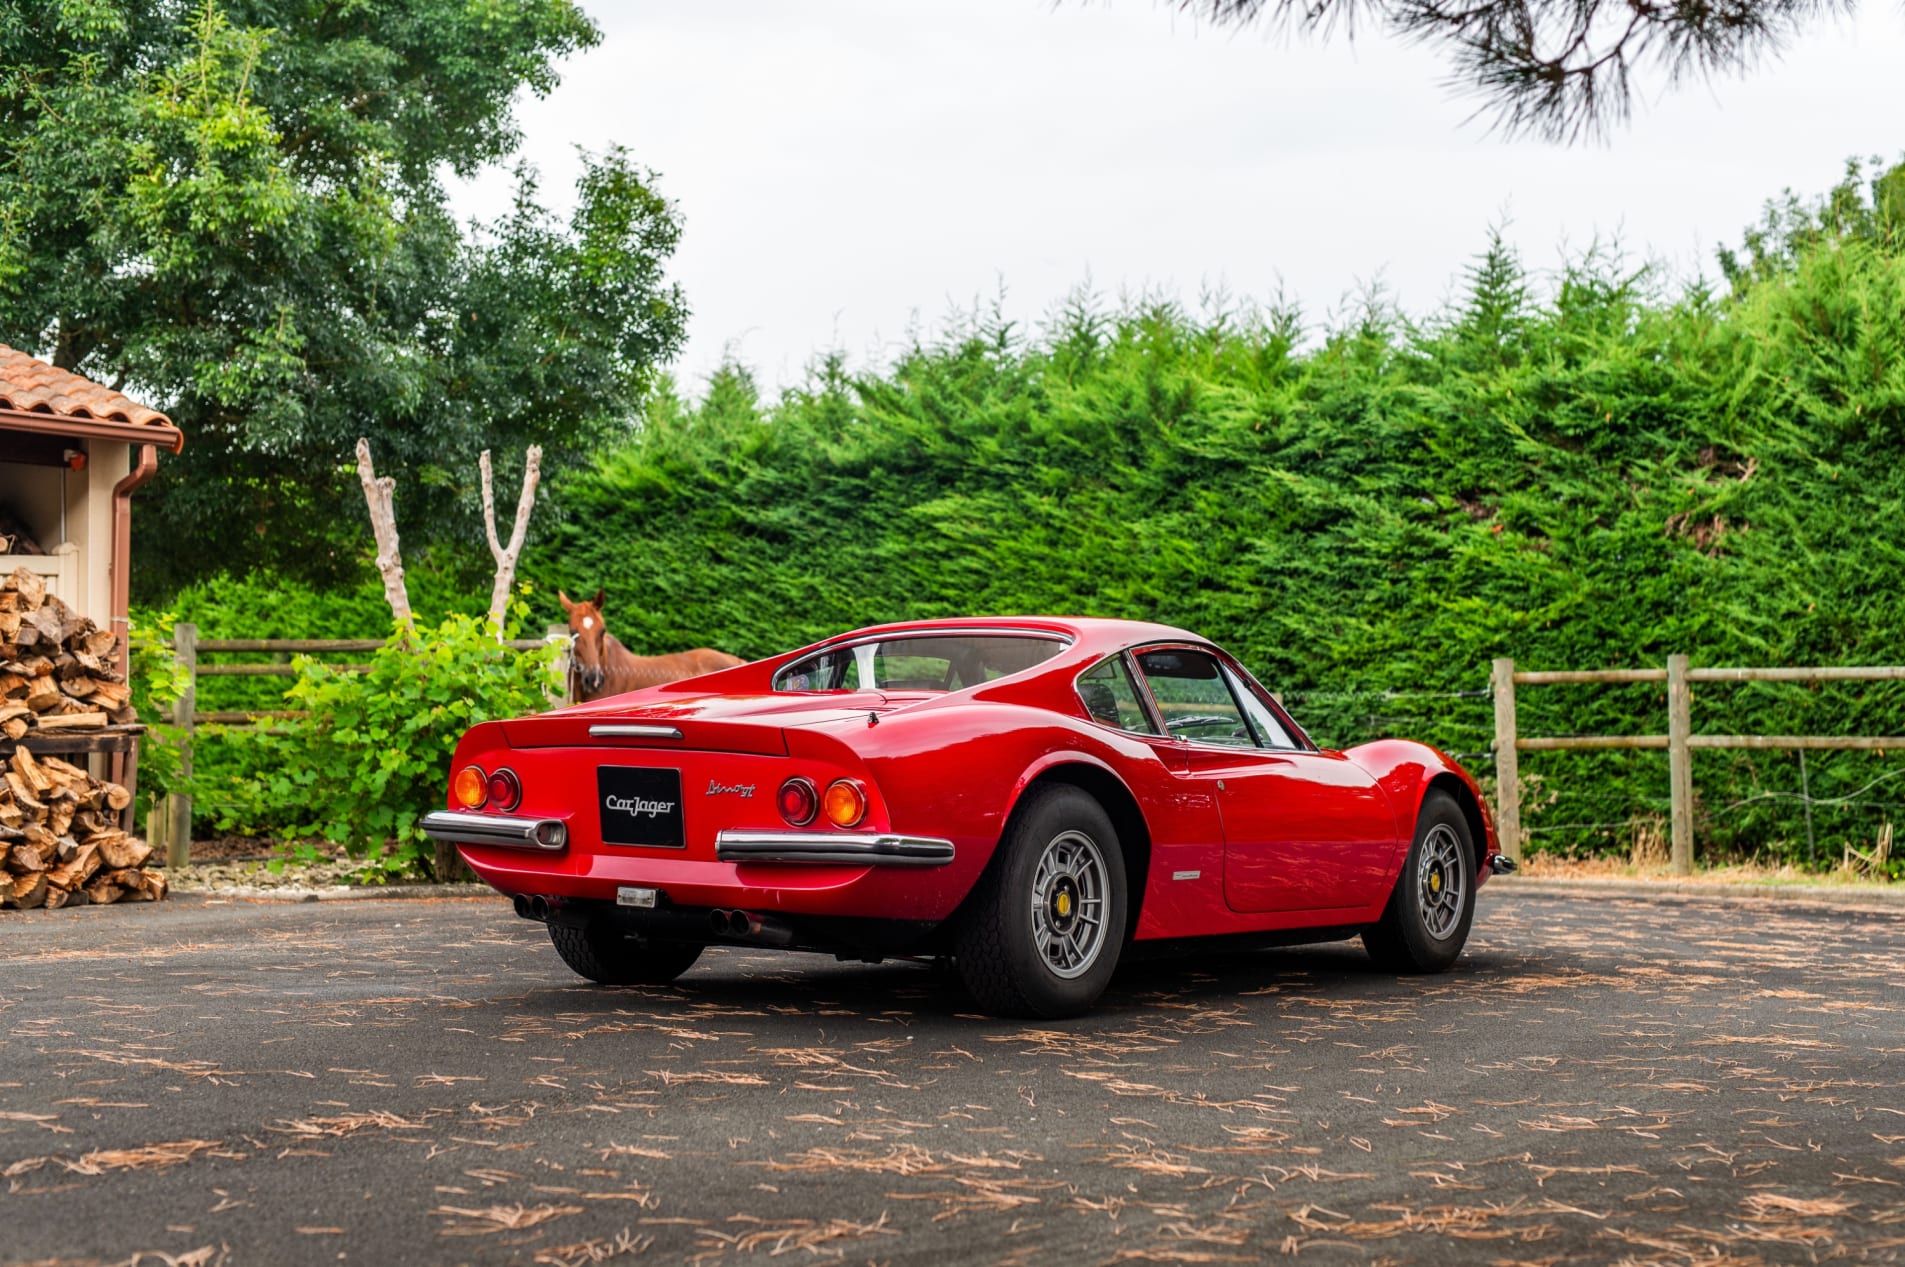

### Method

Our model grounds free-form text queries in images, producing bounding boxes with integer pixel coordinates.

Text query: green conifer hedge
[537,167,1905,869]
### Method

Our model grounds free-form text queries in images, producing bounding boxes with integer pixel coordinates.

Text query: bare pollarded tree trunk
[354,438,414,631]
[480,445,542,636]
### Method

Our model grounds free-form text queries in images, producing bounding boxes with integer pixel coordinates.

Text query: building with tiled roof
[0,347,183,436]
[0,345,183,668]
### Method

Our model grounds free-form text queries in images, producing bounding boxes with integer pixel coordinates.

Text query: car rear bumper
[714,830,954,867]
[450,828,985,923]
[422,810,568,851]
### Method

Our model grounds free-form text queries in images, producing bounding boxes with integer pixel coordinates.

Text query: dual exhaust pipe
[710,907,758,937]
[512,893,790,946]
[710,907,795,946]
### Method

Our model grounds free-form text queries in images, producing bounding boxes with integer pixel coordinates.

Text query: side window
[1076,656,1158,735]
[1224,666,1297,748]
[1135,649,1255,748]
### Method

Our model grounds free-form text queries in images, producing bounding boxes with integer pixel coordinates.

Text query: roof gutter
[0,407,183,455]
[110,443,160,678]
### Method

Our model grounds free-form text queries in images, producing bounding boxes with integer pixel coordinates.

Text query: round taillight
[452,765,487,809]
[778,777,818,826]
[486,768,521,811]
[822,779,867,828]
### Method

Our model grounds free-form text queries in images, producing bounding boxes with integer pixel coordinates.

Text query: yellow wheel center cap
[1429,871,1442,893]
[1056,892,1072,918]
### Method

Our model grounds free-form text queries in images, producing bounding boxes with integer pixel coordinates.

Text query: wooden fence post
[166,621,196,869]
[1797,748,1816,865]
[146,792,168,862]
[1492,657,1521,862]
[1667,653,1693,875]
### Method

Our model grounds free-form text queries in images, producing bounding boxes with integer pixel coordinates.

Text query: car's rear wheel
[955,785,1128,1018]
[1363,790,1476,973]
[549,918,704,985]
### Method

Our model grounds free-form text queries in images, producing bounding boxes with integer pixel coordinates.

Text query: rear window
[773,634,1065,693]
[1076,656,1159,734]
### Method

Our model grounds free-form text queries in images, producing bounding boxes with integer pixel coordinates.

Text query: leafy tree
[1176,0,1843,141]
[0,0,687,594]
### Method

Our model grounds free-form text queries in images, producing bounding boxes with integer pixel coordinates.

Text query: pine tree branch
[1176,0,1848,141]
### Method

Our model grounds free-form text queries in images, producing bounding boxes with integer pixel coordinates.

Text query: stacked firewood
[1,747,161,908]
[0,565,158,909]
[0,566,134,737]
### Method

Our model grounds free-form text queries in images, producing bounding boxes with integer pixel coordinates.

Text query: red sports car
[423,617,1508,1017]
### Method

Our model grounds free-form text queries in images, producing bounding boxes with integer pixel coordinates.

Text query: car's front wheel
[549,917,703,985]
[955,785,1128,1018]
[1362,790,1477,973]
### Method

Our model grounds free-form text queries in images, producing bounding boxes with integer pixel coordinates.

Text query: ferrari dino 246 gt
[423,617,1508,1017]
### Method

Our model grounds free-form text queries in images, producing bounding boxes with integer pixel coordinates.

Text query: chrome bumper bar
[715,830,954,867]
[421,810,568,852]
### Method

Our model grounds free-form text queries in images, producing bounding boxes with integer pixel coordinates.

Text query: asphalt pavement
[3,887,1902,1266]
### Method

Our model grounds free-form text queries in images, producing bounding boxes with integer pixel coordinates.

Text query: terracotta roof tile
[0,345,172,429]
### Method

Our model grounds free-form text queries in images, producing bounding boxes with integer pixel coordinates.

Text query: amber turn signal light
[822,779,867,828]
[778,777,818,826]
[452,765,488,809]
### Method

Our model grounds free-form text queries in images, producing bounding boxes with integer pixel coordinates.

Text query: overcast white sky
[450,0,1905,397]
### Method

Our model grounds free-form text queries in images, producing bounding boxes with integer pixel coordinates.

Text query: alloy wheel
[1029,829,1110,979]
[1416,822,1466,940]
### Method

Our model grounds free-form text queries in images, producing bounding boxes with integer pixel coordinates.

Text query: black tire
[1363,790,1477,973]
[548,918,704,986]
[955,785,1128,1018]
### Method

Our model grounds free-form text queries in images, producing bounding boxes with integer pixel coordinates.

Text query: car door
[1131,646,1397,914]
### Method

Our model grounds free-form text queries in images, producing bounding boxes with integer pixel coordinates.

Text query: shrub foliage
[173,611,561,879]
[280,614,563,877]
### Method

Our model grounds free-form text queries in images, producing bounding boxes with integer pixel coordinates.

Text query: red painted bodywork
[445,617,1500,942]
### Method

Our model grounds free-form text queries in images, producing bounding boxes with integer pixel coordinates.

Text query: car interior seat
[1078,680,1122,727]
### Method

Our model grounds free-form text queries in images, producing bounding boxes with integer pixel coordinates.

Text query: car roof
[810,616,1208,657]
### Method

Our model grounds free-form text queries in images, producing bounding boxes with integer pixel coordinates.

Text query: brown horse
[559,589,746,702]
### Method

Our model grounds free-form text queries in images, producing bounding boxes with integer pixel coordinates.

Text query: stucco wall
[0,437,130,623]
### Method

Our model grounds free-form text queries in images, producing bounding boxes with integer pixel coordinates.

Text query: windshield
[773,634,1066,693]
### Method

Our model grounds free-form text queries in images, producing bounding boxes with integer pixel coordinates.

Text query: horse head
[559,587,610,697]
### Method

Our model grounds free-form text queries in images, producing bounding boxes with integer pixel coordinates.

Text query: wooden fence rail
[1492,656,1905,875]
[197,639,391,652]
[157,622,571,868]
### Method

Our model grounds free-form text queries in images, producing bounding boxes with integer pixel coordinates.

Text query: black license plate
[597,767,685,849]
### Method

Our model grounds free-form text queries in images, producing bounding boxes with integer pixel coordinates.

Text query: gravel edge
[1488,874,1905,912]
[171,883,492,904]
[88,873,1905,912]
[181,877,1904,909]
